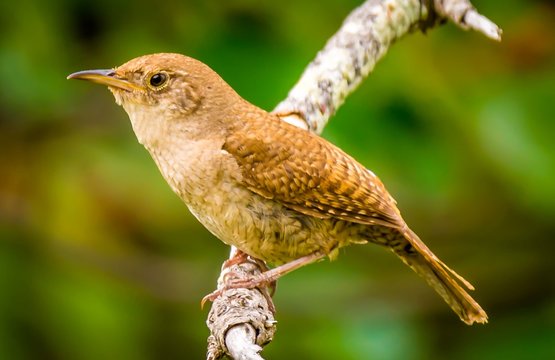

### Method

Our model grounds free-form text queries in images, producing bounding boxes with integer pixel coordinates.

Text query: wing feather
[223,114,403,229]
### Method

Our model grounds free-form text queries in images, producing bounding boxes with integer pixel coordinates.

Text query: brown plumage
[68,53,487,324]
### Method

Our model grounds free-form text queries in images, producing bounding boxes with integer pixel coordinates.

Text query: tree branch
[274,0,501,135]
[206,1,501,358]
[206,248,276,360]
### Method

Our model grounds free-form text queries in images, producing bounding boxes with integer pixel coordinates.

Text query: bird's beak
[67,69,144,92]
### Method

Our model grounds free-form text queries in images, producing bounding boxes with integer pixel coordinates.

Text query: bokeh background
[1,0,554,359]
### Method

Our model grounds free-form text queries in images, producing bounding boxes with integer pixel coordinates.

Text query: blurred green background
[1,0,554,359]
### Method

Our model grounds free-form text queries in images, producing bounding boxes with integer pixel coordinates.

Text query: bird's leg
[202,252,326,307]
[221,248,249,269]
[226,252,326,290]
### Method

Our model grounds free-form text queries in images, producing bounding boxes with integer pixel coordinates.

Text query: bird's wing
[223,115,403,228]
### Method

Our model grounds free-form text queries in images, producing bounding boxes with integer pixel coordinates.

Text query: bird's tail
[392,227,488,325]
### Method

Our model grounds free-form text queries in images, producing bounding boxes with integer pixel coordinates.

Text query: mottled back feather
[223,111,403,229]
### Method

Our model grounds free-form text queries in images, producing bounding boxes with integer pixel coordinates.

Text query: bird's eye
[148,72,168,88]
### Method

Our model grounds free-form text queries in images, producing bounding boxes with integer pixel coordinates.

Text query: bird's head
[68,53,240,146]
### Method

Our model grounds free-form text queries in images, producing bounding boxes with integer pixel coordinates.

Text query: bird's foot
[201,252,275,308]
[223,271,276,291]
[200,271,277,311]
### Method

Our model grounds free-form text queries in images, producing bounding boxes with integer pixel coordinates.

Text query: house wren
[68,53,487,324]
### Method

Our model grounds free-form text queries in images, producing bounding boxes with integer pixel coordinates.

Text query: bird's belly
[187,183,353,265]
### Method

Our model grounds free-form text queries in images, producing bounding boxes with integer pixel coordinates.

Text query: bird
[68,53,487,325]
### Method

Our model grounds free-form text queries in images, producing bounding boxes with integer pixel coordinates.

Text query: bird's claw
[200,272,277,312]
[200,269,243,308]
[201,288,223,309]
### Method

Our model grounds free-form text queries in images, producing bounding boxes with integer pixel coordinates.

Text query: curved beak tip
[67,69,116,80]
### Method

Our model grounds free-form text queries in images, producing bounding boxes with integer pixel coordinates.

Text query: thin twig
[433,0,502,41]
